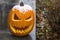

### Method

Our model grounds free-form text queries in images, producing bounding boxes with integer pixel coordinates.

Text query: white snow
[12,4,33,12]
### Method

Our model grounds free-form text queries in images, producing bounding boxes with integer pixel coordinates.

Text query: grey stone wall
[0,0,18,30]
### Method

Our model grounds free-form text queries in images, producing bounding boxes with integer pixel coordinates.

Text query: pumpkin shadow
[11,34,32,40]
[0,32,32,40]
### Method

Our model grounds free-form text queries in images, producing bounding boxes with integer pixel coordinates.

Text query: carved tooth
[16,29,17,32]
[17,29,18,32]
[19,30,20,32]
[22,30,24,33]
[18,30,19,32]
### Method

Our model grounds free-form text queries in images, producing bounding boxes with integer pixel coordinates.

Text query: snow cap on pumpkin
[12,4,33,12]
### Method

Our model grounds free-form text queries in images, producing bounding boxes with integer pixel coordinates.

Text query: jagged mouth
[9,24,33,34]
[13,25,30,30]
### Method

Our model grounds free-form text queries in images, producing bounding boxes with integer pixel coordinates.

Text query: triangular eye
[14,14,20,20]
[26,16,31,20]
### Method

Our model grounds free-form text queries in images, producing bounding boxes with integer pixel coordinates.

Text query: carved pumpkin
[8,2,34,36]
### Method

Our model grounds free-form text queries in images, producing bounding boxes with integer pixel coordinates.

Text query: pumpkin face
[8,4,34,36]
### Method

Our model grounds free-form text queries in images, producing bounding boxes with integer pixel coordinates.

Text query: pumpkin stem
[20,2,24,6]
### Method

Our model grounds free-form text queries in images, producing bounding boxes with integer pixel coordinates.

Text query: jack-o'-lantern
[8,2,34,36]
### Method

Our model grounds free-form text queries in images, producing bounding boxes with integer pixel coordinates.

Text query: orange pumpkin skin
[8,5,34,36]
